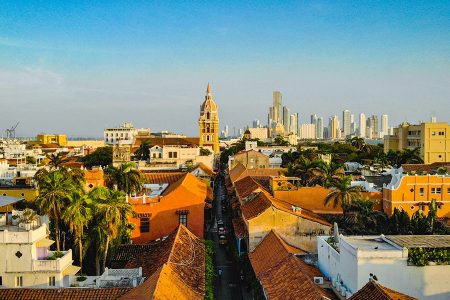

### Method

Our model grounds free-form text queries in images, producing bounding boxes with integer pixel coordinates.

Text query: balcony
[0,223,47,244]
[32,250,73,272]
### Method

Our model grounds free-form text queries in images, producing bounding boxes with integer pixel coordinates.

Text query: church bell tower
[199,83,219,153]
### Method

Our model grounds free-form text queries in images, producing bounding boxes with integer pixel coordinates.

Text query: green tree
[35,169,73,251]
[400,148,423,164]
[274,135,289,146]
[48,152,67,169]
[62,191,92,273]
[349,137,365,151]
[313,161,345,188]
[287,156,323,186]
[104,162,142,194]
[82,147,113,168]
[134,139,151,161]
[324,176,362,214]
[200,147,212,156]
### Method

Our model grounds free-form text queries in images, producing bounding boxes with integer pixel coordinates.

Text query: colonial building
[199,83,219,154]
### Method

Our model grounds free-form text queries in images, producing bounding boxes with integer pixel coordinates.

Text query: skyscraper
[343,110,351,138]
[283,106,290,133]
[329,115,339,139]
[289,113,299,135]
[272,91,282,124]
[381,114,389,137]
[311,114,318,125]
[253,119,261,128]
[317,117,324,139]
[359,113,366,138]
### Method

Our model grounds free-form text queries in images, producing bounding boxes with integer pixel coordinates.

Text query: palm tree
[324,176,362,214]
[313,161,345,187]
[400,148,423,164]
[95,188,132,273]
[350,137,365,151]
[287,156,322,186]
[35,170,73,251]
[134,139,151,161]
[62,191,92,274]
[104,162,142,194]
[48,152,67,169]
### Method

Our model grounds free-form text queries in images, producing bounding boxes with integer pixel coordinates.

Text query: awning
[36,238,54,248]
[62,265,81,276]
[0,196,24,208]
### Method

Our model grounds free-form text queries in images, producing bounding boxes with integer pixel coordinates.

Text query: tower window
[207,112,210,119]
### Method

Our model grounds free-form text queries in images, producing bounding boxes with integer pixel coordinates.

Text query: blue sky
[0,1,449,137]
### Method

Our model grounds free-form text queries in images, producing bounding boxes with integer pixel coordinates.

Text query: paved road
[210,172,245,300]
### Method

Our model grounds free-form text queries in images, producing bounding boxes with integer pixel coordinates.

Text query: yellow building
[199,83,219,154]
[36,134,67,146]
[383,173,450,218]
[384,122,450,164]
[0,187,38,203]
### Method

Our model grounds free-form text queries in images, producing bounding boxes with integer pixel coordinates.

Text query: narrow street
[208,171,247,300]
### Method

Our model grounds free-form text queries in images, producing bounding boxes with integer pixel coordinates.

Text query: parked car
[218,226,227,235]
[219,235,227,245]
[217,219,224,227]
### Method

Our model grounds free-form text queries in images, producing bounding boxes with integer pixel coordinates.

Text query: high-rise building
[359,113,366,138]
[272,91,282,124]
[199,83,219,153]
[283,106,290,133]
[253,119,261,128]
[317,117,324,139]
[431,116,437,123]
[299,124,316,139]
[350,114,355,135]
[289,114,299,135]
[329,115,339,139]
[343,110,351,138]
[311,114,318,125]
[381,114,389,137]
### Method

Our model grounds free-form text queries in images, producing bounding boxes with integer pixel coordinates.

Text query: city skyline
[1,1,449,137]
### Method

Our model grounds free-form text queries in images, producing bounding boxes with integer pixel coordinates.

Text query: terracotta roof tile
[230,165,286,184]
[401,162,450,173]
[0,287,131,300]
[249,231,335,300]
[120,225,205,299]
[232,217,248,239]
[234,176,265,200]
[240,191,272,220]
[349,280,416,300]
[141,172,186,185]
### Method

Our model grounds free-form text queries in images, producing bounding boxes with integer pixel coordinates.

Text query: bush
[76,276,87,282]
[203,240,215,300]
[408,248,450,266]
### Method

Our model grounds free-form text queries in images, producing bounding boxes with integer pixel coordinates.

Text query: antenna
[5,122,20,139]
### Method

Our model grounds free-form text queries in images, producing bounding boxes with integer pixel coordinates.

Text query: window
[0,276,2,286]
[168,152,173,158]
[431,188,442,194]
[447,188,450,194]
[431,131,436,136]
[439,131,445,136]
[173,152,177,158]
[420,205,426,211]
[140,217,150,233]
[179,214,188,227]
[48,276,56,287]
[15,276,23,287]
[419,188,424,196]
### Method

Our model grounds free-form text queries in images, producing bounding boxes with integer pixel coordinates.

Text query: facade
[359,113,366,138]
[248,127,269,140]
[104,122,151,145]
[36,134,67,146]
[228,150,269,170]
[0,220,79,288]
[343,109,351,138]
[128,173,209,243]
[272,91,282,124]
[112,140,131,167]
[384,122,450,164]
[299,123,316,139]
[329,115,339,139]
[282,106,290,133]
[318,234,450,299]
[289,113,299,135]
[147,144,214,170]
[383,173,450,218]
[198,83,220,153]
[381,114,389,137]
[317,116,324,139]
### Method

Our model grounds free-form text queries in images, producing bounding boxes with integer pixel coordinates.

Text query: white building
[316,117,324,139]
[104,122,151,145]
[146,144,214,170]
[248,127,269,141]
[318,234,450,300]
[0,205,80,288]
[381,114,389,138]
[359,113,366,138]
[343,110,351,138]
[299,124,316,139]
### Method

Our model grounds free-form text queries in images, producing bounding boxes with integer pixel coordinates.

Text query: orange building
[128,173,211,243]
[383,174,450,218]
[84,169,105,191]
[270,177,382,214]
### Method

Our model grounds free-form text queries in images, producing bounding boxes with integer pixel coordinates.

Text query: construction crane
[5,122,20,139]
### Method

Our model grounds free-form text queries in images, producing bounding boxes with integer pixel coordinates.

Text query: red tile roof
[120,225,205,300]
[240,191,272,220]
[402,162,450,173]
[0,288,131,300]
[249,231,335,300]
[232,217,248,239]
[229,164,285,184]
[234,176,266,200]
[349,280,416,300]
[141,172,186,185]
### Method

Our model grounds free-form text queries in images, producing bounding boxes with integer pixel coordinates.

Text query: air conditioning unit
[313,277,324,285]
